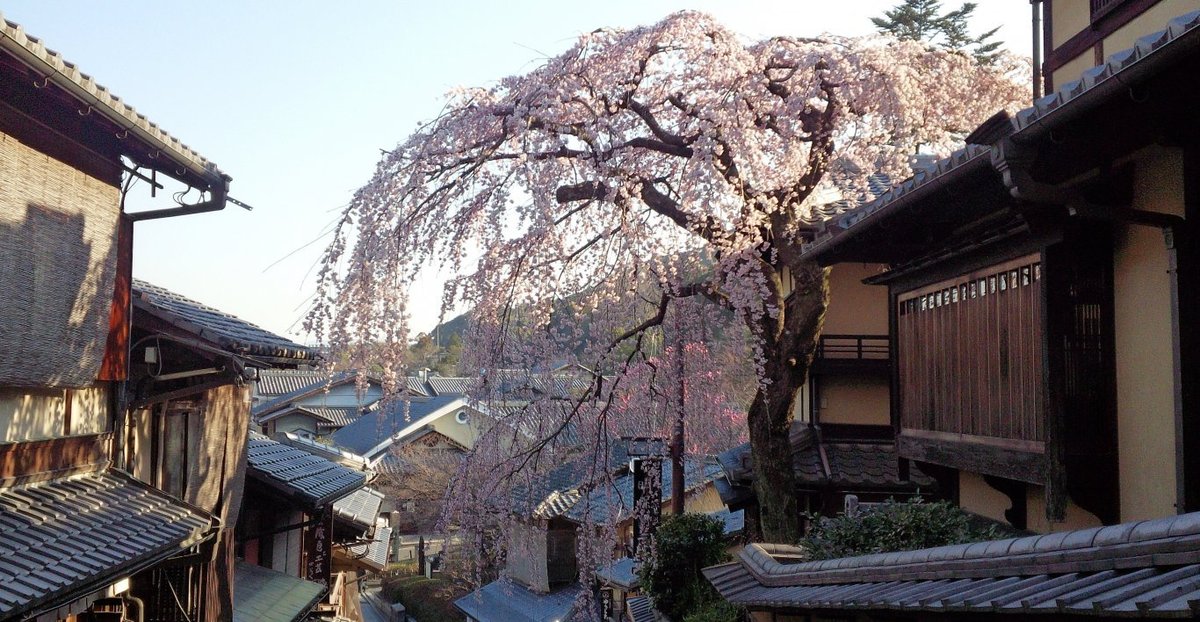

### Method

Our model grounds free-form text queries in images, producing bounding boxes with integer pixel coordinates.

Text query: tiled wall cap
[1168,10,1200,37]
[1137,29,1171,55]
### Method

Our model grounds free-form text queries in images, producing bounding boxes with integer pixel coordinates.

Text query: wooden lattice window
[1090,0,1130,22]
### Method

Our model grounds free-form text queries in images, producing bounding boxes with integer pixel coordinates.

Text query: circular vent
[455,410,470,424]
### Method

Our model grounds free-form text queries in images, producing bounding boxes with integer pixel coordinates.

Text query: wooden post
[671,308,685,516]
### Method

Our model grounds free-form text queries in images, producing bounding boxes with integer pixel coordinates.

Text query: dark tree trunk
[747,261,828,543]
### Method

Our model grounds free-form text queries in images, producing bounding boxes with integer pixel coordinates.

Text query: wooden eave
[808,159,1012,267]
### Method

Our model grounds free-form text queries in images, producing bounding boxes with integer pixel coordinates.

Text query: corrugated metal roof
[232,561,325,622]
[705,512,1200,618]
[0,469,214,620]
[454,580,582,622]
[346,524,392,572]
[333,487,384,532]
[246,432,366,507]
[133,280,317,363]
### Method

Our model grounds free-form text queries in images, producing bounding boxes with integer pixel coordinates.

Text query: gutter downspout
[1032,0,1043,102]
[127,173,230,222]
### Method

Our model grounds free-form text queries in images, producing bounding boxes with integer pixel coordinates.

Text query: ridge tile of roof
[0,13,223,182]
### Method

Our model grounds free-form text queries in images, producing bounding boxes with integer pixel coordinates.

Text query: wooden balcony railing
[1090,0,1129,22]
[812,334,889,375]
[815,334,889,360]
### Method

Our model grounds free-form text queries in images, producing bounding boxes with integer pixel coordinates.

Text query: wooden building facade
[707,3,1200,620]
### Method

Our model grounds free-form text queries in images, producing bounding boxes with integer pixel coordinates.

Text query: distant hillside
[428,312,468,349]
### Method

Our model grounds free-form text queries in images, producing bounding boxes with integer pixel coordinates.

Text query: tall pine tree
[872,0,1002,64]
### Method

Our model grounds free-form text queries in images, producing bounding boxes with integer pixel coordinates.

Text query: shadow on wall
[0,202,117,389]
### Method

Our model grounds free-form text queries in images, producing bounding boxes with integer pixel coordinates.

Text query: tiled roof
[454,580,583,622]
[232,561,324,622]
[717,423,935,493]
[597,557,638,590]
[0,13,223,184]
[804,10,1200,262]
[133,280,317,363]
[259,405,361,431]
[252,371,383,418]
[330,394,465,456]
[705,512,1200,618]
[274,431,371,471]
[562,459,723,525]
[309,406,361,428]
[246,432,366,507]
[332,487,384,532]
[255,369,331,396]
[426,376,478,396]
[346,524,392,572]
[802,145,992,257]
[0,470,214,620]
[1012,11,1200,134]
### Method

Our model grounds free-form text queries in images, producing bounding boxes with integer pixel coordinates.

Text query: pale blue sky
[1,1,1034,340]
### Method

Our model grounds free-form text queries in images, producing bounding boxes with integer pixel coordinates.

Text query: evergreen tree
[872,0,1002,64]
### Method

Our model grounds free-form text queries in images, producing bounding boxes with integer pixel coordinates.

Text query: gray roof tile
[246,432,366,506]
[0,470,213,619]
[706,512,1200,617]
[0,13,223,181]
[133,280,316,363]
[254,369,334,397]
[803,9,1200,264]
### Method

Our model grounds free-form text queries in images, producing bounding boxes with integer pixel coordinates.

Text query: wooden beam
[897,433,1045,485]
[1177,148,1200,512]
[0,433,111,487]
[1041,241,1068,522]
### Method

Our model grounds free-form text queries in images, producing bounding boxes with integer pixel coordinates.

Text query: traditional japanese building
[0,13,287,622]
[708,2,1200,618]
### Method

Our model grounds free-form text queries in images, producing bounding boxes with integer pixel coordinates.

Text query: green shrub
[797,498,1002,561]
[381,574,467,622]
[683,599,744,622]
[638,513,732,621]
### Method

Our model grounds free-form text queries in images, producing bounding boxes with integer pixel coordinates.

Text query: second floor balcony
[811,334,890,376]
